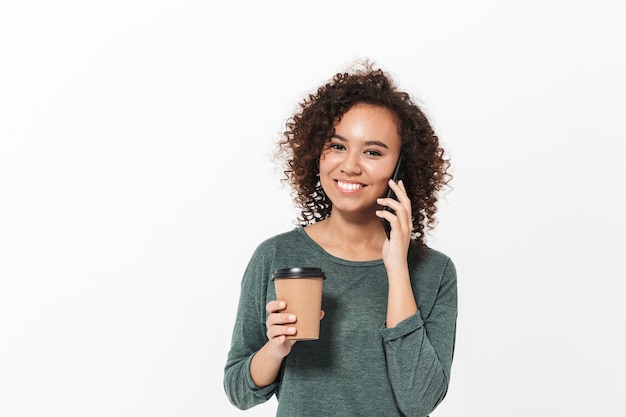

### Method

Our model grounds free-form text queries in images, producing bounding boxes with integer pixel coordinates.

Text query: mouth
[336,180,365,193]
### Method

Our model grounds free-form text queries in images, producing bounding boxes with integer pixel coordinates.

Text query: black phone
[381,153,404,239]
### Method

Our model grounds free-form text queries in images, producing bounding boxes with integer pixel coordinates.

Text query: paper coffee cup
[272,267,326,341]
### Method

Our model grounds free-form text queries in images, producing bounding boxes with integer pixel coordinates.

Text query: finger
[376,208,396,224]
[379,180,409,210]
[266,300,287,314]
[266,313,297,339]
[320,310,325,320]
[377,199,408,225]
[386,178,404,198]
[397,180,412,211]
[378,196,402,213]
[267,323,297,340]
[390,179,411,206]
[377,206,410,238]
[377,189,406,214]
[267,312,297,327]
[271,336,297,348]
[387,180,412,224]
[377,209,403,238]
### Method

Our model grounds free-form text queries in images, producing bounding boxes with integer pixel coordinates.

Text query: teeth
[337,181,363,191]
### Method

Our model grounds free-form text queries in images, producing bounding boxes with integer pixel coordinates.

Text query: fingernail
[288,327,296,334]
[288,314,296,322]
[278,301,286,309]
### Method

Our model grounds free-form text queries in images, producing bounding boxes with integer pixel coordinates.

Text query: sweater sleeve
[380,257,458,417]
[223,243,278,409]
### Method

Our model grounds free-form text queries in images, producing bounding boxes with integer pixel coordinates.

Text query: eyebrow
[331,134,390,149]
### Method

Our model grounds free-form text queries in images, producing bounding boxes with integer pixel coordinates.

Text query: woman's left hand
[376,179,418,328]
[376,179,413,271]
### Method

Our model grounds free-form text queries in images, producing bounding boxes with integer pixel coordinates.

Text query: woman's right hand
[251,301,324,388]
[265,300,297,358]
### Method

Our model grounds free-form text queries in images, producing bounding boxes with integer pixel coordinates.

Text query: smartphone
[381,152,404,239]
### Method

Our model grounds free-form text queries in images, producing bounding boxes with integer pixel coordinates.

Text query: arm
[223,247,278,409]
[377,179,419,327]
[382,258,458,417]
[377,180,458,415]
[223,242,305,409]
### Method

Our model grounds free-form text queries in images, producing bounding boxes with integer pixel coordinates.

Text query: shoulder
[411,245,454,268]
[248,228,306,263]
[241,228,305,289]
[410,246,458,311]
[409,245,457,285]
[254,227,303,251]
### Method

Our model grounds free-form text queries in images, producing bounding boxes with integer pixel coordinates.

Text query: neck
[304,212,388,261]
[325,213,384,245]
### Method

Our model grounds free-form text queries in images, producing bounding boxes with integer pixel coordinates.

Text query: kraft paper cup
[272,267,326,341]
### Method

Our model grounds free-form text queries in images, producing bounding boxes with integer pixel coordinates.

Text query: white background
[1,1,625,416]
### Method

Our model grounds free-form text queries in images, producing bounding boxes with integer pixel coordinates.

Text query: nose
[340,150,362,176]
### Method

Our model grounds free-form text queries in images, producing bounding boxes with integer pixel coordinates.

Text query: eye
[327,142,346,151]
[364,149,383,157]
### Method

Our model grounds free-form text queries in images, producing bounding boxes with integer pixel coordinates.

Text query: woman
[224,61,457,417]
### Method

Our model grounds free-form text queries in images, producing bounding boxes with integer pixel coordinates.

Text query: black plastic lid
[272,267,326,280]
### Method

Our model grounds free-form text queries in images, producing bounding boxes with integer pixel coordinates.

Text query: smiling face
[319,103,402,219]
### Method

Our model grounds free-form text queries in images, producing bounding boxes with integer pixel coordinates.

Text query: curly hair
[276,61,451,248]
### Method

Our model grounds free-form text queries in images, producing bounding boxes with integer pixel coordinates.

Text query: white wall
[1,1,625,416]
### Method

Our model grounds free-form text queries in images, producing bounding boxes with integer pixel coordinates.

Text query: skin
[250,104,418,388]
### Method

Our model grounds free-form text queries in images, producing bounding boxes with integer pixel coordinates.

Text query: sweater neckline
[295,227,385,267]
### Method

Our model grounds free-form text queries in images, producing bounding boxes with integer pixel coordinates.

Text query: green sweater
[224,227,457,417]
